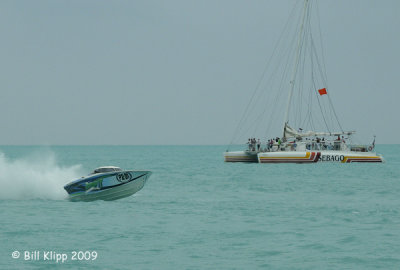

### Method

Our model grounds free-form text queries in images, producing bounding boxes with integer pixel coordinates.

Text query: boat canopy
[91,166,122,174]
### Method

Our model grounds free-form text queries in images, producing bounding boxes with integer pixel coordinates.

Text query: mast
[282,0,309,139]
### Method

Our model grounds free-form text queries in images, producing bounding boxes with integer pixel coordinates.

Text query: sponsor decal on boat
[319,155,345,162]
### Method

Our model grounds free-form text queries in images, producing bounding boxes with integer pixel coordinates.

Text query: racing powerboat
[64,166,151,201]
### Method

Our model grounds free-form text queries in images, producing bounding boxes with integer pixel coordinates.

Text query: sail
[283,123,355,140]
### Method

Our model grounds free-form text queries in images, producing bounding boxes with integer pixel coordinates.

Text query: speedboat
[64,166,152,201]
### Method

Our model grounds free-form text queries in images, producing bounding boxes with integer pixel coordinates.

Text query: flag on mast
[318,88,327,95]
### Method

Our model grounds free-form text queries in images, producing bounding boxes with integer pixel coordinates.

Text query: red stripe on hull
[259,160,316,163]
[346,159,382,163]
[314,152,321,162]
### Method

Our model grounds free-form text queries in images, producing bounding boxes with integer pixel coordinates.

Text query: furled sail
[283,123,355,140]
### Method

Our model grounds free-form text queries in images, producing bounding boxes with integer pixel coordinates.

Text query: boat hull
[224,151,258,163]
[318,151,383,163]
[64,170,151,202]
[257,151,320,163]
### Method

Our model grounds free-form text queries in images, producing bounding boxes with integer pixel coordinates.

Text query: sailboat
[224,0,383,163]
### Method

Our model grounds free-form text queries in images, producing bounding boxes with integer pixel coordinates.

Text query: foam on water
[0,150,82,200]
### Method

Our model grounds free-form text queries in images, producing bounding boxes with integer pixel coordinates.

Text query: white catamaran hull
[224,151,258,163]
[258,151,320,163]
[318,151,383,163]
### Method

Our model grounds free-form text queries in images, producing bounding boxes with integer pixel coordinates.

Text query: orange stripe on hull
[259,152,320,163]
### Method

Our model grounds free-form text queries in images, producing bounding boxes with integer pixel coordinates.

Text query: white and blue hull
[64,170,151,202]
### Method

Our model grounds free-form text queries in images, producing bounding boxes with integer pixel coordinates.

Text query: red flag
[318,88,327,95]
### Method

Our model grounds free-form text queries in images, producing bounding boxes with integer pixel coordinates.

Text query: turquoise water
[0,145,399,269]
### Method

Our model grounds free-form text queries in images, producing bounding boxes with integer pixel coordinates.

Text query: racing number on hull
[116,172,132,182]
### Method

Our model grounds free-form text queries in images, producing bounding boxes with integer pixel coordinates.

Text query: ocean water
[0,145,399,269]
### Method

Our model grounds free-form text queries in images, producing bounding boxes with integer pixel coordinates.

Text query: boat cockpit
[91,166,123,174]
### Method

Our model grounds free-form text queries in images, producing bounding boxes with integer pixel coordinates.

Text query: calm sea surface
[0,145,399,269]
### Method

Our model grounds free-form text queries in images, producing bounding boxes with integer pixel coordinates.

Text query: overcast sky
[0,0,399,145]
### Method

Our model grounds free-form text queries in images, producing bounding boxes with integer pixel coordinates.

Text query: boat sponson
[224,151,258,163]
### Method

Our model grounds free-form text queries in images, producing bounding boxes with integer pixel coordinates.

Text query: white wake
[0,150,82,200]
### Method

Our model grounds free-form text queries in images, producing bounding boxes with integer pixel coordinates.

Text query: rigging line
[309,32,342,132]
[327,93,344,132]
[296,7,312,128]
[305,78,314,131]
[292,0,311,129]
[314,2,344,133]
[263,13,301,140]
[262,1,307,141]
[296,40,306,127]
[254,43,293,137]
[307,88,316,133]
[300,78,312,131]
[227,1,301,148]
[238,54,291,141]
[251,28,297,136]
[315,0,329,86]
[264,37,296,137]
[295,22,305,127]
[310,34,330,125]
[310,36,344,133]
[250,1,303,137]
[311,45,331,133]
[288,15,307,125]
[283,0,309,135]
[301,2,315,131]
[262,55,291,139]
[309,1,331,131]
[298,1,312,127]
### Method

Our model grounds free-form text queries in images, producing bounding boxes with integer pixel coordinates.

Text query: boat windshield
[91,167,122,174]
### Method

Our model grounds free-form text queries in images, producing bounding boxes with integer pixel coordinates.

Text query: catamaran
[224,0,383,163]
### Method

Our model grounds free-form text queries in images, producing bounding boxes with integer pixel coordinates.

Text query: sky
[0,0,399,145]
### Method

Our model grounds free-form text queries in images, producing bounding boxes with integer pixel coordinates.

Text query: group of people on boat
[247,137,284,152]
[305,136,346,151]
[247,138,261,152]
[246,135,350,153]
[267,137,282,151]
